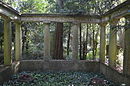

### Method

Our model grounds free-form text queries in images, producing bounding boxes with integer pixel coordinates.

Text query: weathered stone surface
[0,62,20,84]
[1,61,130,85]
[123,16,130,76]
[0,1,20,20]
[100,63,130,86]
[3,19,12,65]
[19,60,100,72]
[44,23,51,60]
[15,22,22,61]
[0,0,130,23]
[21,14,101,23]
[108,20,118,68]
[71,23,79,60]
[99,23,107,63]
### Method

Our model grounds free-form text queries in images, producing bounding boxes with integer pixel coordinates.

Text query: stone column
[3,18,12,65]
[71,23,79,60]
[109,20,118,68]
[15,21,22,61]
[123,16,130,76]
[44,23,51,60]
[99,23,107,63]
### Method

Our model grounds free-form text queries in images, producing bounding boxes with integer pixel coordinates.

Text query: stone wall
[1,60,130,85]
[100,63,130,86]
[0,62,20,84]
[19,60,100,72]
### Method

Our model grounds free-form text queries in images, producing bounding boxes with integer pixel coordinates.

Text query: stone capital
[124,16,130,29]
[109,19,119,26]
[43,21,51,23]
[14,20,22,24]
[44,23,50,25]
[72,22,80,25]
[99,22,107,27]
[124,15,130,20]
[2,16,11,22]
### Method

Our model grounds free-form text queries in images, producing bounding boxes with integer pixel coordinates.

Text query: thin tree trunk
[82,31,86,60]
[92,29,95,60]
[79,24,82,60]
[53,23,64,59]
[67,24,71,56]
[25,27,28,53]
[85,24,89,58]
[22,27,26,53]
[94,28,100,59]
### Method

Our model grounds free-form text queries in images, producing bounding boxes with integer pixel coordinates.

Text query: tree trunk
[67,24,71,56]
[53,0,64,59]
[22,27,26,53]
[92,29,95,60]
[82,31,86,60]
[53,23,64,59]
[79,24,82,60]
[85,24,89,58]
[25,27,28,53]
[94,28,99,59]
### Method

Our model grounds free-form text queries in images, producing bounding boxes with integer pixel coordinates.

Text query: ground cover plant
[2,71,118,86]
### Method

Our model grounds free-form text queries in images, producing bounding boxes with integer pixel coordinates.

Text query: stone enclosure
[0,0,130,85]
[0,60,130,85]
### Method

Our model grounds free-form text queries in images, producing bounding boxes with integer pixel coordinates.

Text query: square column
[44,23,51,60]
[99,23,107,63]
[109,20,118,68]
[15,21,22,61]
[123,16,130,76]
[71,23,79,60]
[3,18,12,65]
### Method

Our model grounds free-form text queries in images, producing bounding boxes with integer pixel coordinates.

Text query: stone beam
[21,14,101,23]
[102,1,130,22]
[0,1,20,20]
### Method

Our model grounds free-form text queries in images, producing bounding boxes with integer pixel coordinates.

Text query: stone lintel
[20,14,101,23]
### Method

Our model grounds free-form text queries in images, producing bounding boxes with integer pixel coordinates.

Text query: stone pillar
[99,23,107,63]
[3,18,12,65]
[15,21,22,61]
[109,20,118,68]
[71,23,79,60]
[44,23,51,60]
[123,16,130,76]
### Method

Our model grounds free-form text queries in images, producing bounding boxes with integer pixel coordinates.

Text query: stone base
[0,62,20,84]
[19,60,100,72]
[100,63,130,86]
[0,60,130,85]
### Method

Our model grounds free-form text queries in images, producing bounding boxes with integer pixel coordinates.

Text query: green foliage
[0,0,126,60]
[3,71,117,86]
[18,0,49,13]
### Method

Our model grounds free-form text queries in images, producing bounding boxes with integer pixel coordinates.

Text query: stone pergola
[0,0,130,85]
